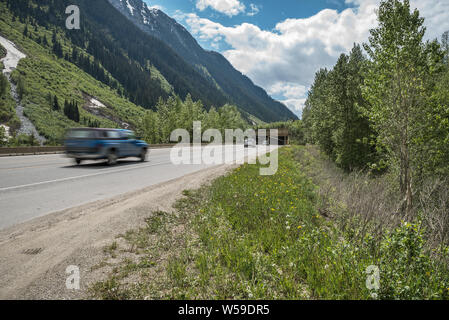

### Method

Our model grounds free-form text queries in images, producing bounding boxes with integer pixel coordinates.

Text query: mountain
[3,0,234,110]
[0,0,152,143]
[107,0,298,122]
[1,0,296,136]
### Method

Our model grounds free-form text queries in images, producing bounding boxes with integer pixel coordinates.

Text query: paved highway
[0,146,276,230]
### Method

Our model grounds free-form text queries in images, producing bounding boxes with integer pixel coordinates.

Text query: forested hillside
[1,0,296,126]
[0,0,265,145]
[108,0,298,122]
[3,0,230,109]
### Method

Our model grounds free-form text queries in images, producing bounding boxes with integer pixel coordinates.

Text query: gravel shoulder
[0,164,234,299]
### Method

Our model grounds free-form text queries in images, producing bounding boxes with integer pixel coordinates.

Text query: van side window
[126,132,136,140]
[107,131,121,139]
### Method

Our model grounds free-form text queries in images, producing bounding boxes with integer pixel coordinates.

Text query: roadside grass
[91,146,449,300]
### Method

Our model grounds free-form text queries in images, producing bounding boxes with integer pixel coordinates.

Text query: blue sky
[143,0,449,118]
[145,1,355,31]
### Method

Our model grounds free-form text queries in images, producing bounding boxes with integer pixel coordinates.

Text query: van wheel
[107,150,117,165]
[140,148,147,162]
[75,158,82,165]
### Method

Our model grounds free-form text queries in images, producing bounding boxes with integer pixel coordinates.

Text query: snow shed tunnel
[256,128,289,145]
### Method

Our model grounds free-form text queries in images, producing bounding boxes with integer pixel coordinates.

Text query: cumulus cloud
[148,4,164,11]
[196,0,246,17]
[182,0,449,116]
[345,0,449,39]
[281,98,307,115]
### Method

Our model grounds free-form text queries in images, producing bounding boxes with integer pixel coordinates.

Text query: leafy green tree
[204,106,220,131]
[362,0,441,214]
[417,65,449,176]
[331,45,378,170]
[0,126,6,146]
[218,104,247,131]
[144,95,248,144]
[156,96,176,143]
[142,110,160,144]
[302,68,335,155]
[303,46,378,171]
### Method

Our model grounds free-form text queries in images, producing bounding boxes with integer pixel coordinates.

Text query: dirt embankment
[0,164,234,299]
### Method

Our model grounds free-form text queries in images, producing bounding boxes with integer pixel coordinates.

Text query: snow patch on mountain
[126,0,134,16]
[87,97,107,109]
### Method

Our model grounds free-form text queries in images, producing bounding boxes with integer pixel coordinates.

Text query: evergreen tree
[73,100,80,122]
[52,40,63,58]
[0,73,7,96]
[53,96,60,111]
[23,24,29,37]
[16,76,26,100]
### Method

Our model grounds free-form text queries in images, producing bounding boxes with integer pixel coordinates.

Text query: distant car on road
[244,137,256,148]
[65,128,148,165]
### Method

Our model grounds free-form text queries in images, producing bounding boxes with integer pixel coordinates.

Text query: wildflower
[297,226,302,229]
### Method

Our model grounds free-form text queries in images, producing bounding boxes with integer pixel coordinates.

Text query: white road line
[0,161,172,192]
[0,146,275,192]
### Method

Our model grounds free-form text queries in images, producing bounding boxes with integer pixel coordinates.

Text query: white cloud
[281,98,307,115]
[269,83,307,99]
[148,5,164,11]
[182,0,449,117]
[196,0,246,17]
[345,0,449,40]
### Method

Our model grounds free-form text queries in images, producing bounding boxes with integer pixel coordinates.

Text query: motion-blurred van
[65,128,148,165]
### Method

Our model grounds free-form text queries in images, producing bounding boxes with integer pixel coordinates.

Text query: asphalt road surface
[0,145,277,230]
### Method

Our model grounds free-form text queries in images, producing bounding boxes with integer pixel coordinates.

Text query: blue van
[65,128,148,165]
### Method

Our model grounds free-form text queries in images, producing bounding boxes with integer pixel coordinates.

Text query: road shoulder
[0,164,234,299]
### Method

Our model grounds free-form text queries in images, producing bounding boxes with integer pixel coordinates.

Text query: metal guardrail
[0,146,65,156]
[0,142,279,157]
[0,144,197,157]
